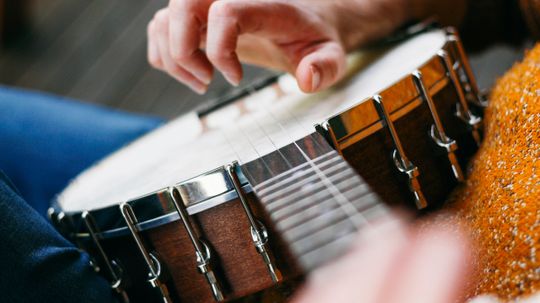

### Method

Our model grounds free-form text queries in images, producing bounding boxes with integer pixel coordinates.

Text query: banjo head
[57,29,449,216]
[50,27,486,303]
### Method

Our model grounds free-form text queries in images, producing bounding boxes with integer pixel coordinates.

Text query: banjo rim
[51,28,462,239]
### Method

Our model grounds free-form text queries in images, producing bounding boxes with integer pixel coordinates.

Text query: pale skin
[146,0,487,302]
[292,216,471,303]
[147,0,467,94]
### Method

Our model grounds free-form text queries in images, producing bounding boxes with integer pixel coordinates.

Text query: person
[0,0,538,302]
[145,0,530,95]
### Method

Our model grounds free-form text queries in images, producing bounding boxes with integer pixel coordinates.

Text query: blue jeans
[0,87,163,302]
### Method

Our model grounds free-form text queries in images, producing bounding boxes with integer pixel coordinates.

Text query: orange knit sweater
[448,44,540,300]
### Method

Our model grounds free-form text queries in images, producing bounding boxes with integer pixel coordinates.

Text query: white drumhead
[58,30,447,212]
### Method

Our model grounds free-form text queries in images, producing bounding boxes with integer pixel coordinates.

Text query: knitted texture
[449,44,540,300]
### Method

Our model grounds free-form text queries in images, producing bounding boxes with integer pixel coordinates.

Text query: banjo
[49,27,485,302]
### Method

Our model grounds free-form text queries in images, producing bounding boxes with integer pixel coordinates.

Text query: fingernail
[223,72,241,87]
[194,70,212,85]
[311,65,321,92]
[191,82,208,95]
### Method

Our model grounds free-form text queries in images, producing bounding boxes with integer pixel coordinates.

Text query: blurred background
[0,0,529,120]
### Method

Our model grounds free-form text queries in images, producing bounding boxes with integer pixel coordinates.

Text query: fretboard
[242,133,388,271]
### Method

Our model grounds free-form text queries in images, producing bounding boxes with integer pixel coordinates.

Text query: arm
[146,0,536,94]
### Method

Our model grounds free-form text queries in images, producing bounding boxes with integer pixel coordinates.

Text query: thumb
[295,41,347,93]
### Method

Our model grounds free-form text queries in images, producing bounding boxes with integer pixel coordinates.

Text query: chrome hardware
[428,125,464,181]
[47,208,64,235]
[226,163,282,283]
[437,50,483,147]
[120,203,173,303]
[49,208,102,273]
[373,95,427,209]
[48,208,81,246]
[47,207,57,225]
[82,211,130,303]
[446,29,489,108]
[168,188,225,302]
[412,71,465,182]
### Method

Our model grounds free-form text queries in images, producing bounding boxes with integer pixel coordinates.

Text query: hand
[146,0,409,94]
[292,216,471,303]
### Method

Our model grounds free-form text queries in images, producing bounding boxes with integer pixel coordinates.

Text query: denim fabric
[0,86,163,216]
[0,170,118,303]
[0,87,164,302]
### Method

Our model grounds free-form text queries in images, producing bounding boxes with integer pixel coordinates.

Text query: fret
[268,173,370,217]
[290,217,359,256]
[289,203,387,261]
[263,168,358,212]
[242,134,335,186]
[256,152,340,194]
[285,207,357,242]
[299,233,358,270]
[275,190,379,231]
[285,202,386,244]
[241,133,388,272]
[258,157,348,201]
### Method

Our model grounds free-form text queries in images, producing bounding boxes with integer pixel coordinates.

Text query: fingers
[295,41,347,93]
[206,1,255,86]
[205,1,304,86]
[149,1,348,93]
[151,9,208,94]
[381,227,469,303]
[206,1,346,92]
[168,0,214,85]
[292,215,470,303]
[293,215,410,303]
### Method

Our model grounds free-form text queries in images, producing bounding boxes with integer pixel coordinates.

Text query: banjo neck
[242,132,388,271]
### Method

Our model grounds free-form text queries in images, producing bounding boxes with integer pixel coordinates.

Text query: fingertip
[192,60,214,85]
[310,65,322,92]
[295,42,347,93]
[295,63,327,93]
[178,76,208,95]
[294,64,314,93]
[193,84,208,95]
[223,71,241,87]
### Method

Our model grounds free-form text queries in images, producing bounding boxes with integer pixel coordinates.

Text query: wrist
[333,0,412,51]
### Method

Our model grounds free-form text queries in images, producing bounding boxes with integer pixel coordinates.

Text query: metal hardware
[412,71,465,182]
[226,163,282,283]
[372,95,428,209]
[120,203,173,303]
[437,50,483,147]
[446,29,489,108]
[82,211,130,303]
[48,207,82,246]
[47,207,57,225]
[49,207,104,274]
[47,207,65,236]
[315,122,339,152]
[168,188,225,302]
